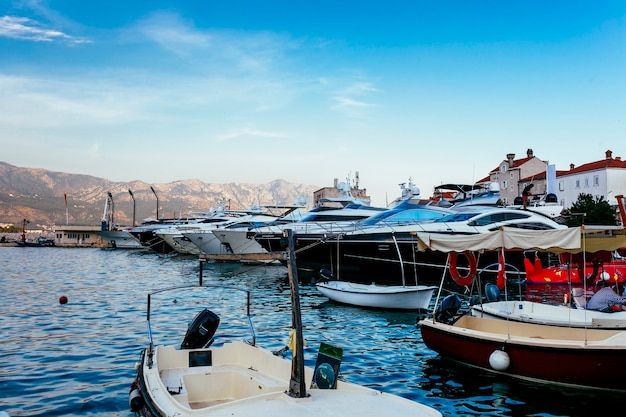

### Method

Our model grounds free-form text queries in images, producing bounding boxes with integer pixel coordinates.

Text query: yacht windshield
[361,209,447,226]
[433,212,477,223]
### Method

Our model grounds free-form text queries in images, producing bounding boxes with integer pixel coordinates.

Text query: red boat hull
[420,319,626,391]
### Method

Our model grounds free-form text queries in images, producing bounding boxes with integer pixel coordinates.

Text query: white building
[555,150,626,209]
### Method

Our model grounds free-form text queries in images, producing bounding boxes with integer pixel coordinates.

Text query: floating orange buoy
[59,296,68,304]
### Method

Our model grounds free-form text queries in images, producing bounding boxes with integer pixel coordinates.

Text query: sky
[1,1,625,207]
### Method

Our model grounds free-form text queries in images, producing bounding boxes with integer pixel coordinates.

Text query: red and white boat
[416,226,626,391]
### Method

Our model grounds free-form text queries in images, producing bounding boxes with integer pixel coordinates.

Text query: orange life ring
[449,251,477,287]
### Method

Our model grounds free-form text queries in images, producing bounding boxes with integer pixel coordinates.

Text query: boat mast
[286,229,307,398]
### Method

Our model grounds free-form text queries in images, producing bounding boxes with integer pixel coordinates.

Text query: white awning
[415,226,626,254]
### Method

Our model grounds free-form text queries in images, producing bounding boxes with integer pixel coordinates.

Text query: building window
[593,175,599,186]
[584,178,589,188]
[575,180,580,189]
[502,181,507,189]
[500,165,507,173]
[559,181,565,191]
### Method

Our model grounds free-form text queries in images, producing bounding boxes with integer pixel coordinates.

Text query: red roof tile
[557,158,626,177]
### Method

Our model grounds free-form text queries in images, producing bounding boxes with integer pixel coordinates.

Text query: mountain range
[0,161,320,229]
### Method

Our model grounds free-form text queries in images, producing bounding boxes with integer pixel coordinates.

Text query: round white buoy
[601,271,611,281]
[489,349,510,371]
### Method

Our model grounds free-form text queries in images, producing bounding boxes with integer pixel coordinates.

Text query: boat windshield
[433,212,478,223]
[360,208,448,226]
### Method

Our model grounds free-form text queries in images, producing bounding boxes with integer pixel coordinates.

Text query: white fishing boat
[470,298,626,329]
[129,230,441,417]
[316,280,436,310]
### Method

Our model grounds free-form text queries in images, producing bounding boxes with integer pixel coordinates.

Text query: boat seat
[571,288,587,309]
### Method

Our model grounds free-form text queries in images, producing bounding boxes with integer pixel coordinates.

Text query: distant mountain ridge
[0,161,320,228]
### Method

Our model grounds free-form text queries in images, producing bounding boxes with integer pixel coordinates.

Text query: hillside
[0,161,320,229]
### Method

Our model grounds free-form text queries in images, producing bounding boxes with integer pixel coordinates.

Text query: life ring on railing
[449,251,477,287]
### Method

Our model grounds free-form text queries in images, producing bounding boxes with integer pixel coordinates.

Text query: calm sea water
[0,247,623,417]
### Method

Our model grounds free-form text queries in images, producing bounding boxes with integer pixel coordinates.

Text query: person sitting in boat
[586,283,626,312]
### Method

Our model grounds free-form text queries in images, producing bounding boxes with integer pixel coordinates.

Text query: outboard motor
[180,309,220,349]
[318,269,334,282]
[513,196,524,206]
[435,294,462,324]
[485,283,501,302]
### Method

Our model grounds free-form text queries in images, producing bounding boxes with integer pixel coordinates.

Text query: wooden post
[286,229,307,398]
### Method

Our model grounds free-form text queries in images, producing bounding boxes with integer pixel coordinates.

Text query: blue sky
[1,1,625,206]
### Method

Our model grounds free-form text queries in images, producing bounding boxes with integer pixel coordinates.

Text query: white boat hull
[157,232,202,255]
[471,300,626,329]
[316,281,436,310]
[182,231,228,255]
[96,230,143,249]
[212,228,268,255]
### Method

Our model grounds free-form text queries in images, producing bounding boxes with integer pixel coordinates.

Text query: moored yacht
[181,204,306,256]
[215,180,440,263]
[96,228,144,249]
[129,212,229,254]
[264,205,568,285]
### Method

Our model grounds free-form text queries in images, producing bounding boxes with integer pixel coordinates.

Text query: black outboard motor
[435,294,462,324]
[485,283,501,302]
[180,309,220,349]
[513,196,524,206]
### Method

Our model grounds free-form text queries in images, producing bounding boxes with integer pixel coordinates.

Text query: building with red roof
[553,150,626,209]
[482,149,551,205]
[477,149,626,211]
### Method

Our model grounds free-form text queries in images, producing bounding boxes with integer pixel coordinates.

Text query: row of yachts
[97,181,566,285]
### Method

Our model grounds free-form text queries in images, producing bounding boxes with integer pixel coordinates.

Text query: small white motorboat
[470,293,626,329]
[316,280,436,310]
[129,230,442,417]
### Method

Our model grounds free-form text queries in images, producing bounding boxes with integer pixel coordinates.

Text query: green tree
[562,193,618,227]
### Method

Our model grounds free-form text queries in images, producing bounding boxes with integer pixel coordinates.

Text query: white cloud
[0,15,89,44]
[330,80,379,116]
[132,11,209,53]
